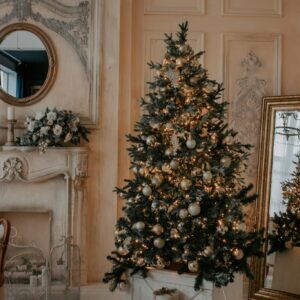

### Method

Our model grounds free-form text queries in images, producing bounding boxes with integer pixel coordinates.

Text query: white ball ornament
[123,236,132,248]
[142,185,152,196]
[232,248,244,260]
[221,156,231,168]
[179,209,188,219]
[188,260,198,272]
[188,202,201,216]
[186,139,196,149]
[152,224,164,235]
[151,175,163,187]
[117,246,129,256]
[203,171,213,182]
[118,281,128,291]
[146,136,155,145]
[165,148,173,156]
[154,237,165,248]
[224,135,234,145]
[180,179,192,190]
[170,160,179,170]
[133,221,145,231]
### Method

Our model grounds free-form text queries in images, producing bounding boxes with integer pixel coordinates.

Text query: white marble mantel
[0,146,89,283]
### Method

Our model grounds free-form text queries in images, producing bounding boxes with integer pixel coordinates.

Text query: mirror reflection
[265,111,300,295]
[0,30,49,99]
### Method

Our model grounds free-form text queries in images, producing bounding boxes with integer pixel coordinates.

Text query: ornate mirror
[0,23,56,106]
[249,96,300,300]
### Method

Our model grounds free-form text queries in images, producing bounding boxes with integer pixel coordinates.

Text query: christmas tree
[268,153,300,254]
[103,22,264,291]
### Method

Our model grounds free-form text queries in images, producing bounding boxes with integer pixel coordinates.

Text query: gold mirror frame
[0,23,57,106]
[249,95,300,300]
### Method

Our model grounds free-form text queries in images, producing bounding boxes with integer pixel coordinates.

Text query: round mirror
[0,23,56,106]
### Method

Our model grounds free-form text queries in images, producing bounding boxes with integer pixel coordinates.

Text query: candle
[7,106,15,120]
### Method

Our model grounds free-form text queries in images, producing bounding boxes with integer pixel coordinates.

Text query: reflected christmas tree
[268,153,300,254]
[103,22,264,291]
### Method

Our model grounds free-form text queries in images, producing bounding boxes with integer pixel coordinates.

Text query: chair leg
[0,219,11,288]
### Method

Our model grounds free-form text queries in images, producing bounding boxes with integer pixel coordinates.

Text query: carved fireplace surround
[0,146,89,283]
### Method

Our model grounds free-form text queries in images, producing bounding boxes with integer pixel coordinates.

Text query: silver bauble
[142,185,152,196]
[118,281,128,291]
[180,179,192,190]
[117,246,129,256]
[165,148,173,156]
[188,202,201,216]
[146,136,155,145]
[151,200,160,210]
[232,248,244,260]
[179,209,188,219]
[203,171,213,182]
[203,245,213,257]
[132,166,138,173]
[221,156,231,168]
[154,237,165,248]
[186,139,196,149]
[123,236,132,247]
[133,221,145,231]
[151,175,163,187]
[170,160,179,170]
[224,135,234,145]
[188,260,198,272]
[152,224,164,235]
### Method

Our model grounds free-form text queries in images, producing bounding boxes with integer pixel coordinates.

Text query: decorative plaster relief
[222,0,282,17]
[143,30,204,94]
[144,0,205,15]
[222,33,281,179]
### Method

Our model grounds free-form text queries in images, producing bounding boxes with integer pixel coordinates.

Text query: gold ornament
[154,237,165,248]
[224,135,234,145]
[170,228,180,239]
[165,148,173,156]
[152,224,164,235]
[151,175,163,187]
[117,246,129,256]
[180,179,192,190]
[176,57,186,67]
[231,248,244,260]
[296,210,300,220]
[188,260,198,272]
[137,257,145,266]
[203,245,213,257]
[189,77,198,84]
[155,256,165,269]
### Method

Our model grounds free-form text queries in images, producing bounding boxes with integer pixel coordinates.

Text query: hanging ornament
[186,138,196,149]
[203,171,213,182]
[296,210,300,220]
[170,159,179,170]
[154,237,165,248]
[165,148,173,156]
[224,135,234,145]
[151,175,163,187]
[217,219,228,234]
[142,185,152,196]
[162,163,172,173]
[151,200,160,210]
[210,133,218,144]
[177,222,185,232]
[231,248,244,260]
[176,57,186,67]
[117,246,129,256]
[179,44,188,52]
[146,136,156,145]
[152,224,164,235]
[136,257,144,266]
[170,228,180,239]
[221,156,232,168]
[188,260,198,272]
[123,236,132,248]
[132,166,138,173]
[200,128,208,137]
[189,77,198,84]
[155,256,165,269]
[132,221,145,231]
[180,178,192,190]
[188,202,201,216]
[202,245,213,257]
[118,281,128,291]
[200,107,209,116]
[179,209,188,219]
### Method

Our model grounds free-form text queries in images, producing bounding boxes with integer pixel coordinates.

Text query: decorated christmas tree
[268,153,300,254]
[103,22,264,291]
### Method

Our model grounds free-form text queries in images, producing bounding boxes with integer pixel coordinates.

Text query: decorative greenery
[268,153,300,254]
[153,287,177,296]
[16,107,90,152]
[103,22,264,292]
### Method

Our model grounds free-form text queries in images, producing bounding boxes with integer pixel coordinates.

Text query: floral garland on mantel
[16,108,90,153]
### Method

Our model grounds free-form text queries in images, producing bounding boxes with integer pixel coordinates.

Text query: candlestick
[5,120,16,146]
[7,106,15,120]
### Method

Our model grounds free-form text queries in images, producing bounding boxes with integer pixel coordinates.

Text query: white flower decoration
[53,125,63,136]
[47,111,57,121]
[40,126,50,136]
[35,111,45,121]
[28,121,36,132]
[64,132,72,143]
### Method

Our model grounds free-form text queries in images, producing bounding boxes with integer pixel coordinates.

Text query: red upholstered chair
[0,219,10,288]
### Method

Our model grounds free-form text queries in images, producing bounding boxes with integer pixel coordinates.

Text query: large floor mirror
[249,96,300,300]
